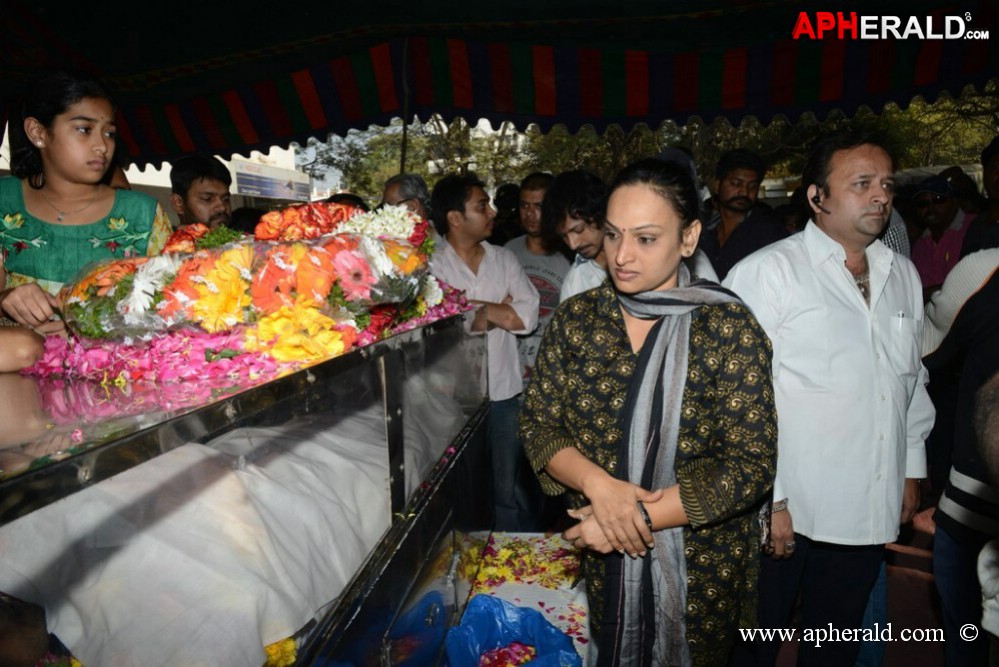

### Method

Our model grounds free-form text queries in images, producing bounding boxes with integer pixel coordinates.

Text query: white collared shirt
[724,222,934,545]
[430,240,539,401]
[560,254,608,301]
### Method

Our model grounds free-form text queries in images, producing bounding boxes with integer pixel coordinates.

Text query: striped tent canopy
[2,0,996,169]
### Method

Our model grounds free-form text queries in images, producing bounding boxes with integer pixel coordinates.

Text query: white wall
[1,124,302,226]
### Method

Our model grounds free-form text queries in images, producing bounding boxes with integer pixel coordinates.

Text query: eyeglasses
[381,197,419,211]
[913,195,948,209]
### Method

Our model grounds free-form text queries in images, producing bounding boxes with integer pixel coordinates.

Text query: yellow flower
[186,246,255,332]
[264,638,297,667]
[215,245,256,282]
[3,213,24,229]
[192,275,252,332]
[107,216,128,231]
[245,304,348,362]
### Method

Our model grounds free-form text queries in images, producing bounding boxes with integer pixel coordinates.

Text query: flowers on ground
[461,534,581,592]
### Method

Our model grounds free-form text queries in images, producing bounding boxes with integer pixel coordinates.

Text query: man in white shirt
[725,132,934,666]
[429,173,540,531]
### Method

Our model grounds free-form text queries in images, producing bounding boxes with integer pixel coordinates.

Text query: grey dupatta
[603,264,741,666]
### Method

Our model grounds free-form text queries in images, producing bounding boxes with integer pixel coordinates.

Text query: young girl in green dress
[0,70,172,340]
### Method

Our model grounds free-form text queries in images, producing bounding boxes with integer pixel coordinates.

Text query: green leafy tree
[298,83,998,200]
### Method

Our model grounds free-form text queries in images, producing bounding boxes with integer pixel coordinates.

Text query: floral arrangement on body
[28,203,465,382]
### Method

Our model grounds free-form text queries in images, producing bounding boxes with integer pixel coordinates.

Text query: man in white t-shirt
[429,173,540,531]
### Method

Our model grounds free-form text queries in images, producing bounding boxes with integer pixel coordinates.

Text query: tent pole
[400,37,410,173]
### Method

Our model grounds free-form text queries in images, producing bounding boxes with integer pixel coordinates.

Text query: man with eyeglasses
[382,173,431,219]
[911,174,975,301]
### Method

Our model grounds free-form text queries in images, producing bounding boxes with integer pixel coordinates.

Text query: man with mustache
[504,172,569,382]
[699,149,787,280]
[169,154,233,229]
[543,170,611,301]
[725,131,933,666]
[910,173,974,301]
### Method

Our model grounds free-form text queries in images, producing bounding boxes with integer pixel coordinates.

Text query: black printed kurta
[520,282,777,665]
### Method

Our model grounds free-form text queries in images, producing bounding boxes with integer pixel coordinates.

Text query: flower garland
[28,275,469,385]
[48,201,439,363]
[28,198,465,382]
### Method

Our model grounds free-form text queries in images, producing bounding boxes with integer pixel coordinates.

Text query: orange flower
[59,262,109,302]
[84,258,147,297]
[296,245,337,304]
[158,252,218,319]
[163,223,210,253]
[279,207,305,239]
[251,245,300,314]
[253,202,362,242]
[254,211,285,241]
[251,242,340,312]
[320,234,359,255]
[381,239,426,275]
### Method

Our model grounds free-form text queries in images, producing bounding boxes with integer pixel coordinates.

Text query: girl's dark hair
[11,70,116,188]
[610,158,701,231]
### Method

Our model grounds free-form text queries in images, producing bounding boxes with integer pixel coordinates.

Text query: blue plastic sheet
[445,594,581,666]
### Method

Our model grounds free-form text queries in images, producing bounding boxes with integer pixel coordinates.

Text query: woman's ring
[784,542,796,550]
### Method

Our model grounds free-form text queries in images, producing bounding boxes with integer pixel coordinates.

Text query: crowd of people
[2,67,999,667]
[360,132,997,666]
[389,132,998,666]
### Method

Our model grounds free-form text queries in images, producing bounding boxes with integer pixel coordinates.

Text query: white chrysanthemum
[421,276,444,308]
[339,205,416,240]
[360,236,395,276]
[120,255,184,317]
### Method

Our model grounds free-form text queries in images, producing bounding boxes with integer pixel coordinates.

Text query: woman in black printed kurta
[519,159,776,666]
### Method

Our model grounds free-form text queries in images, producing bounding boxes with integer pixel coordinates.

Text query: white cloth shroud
[0,405,428,666]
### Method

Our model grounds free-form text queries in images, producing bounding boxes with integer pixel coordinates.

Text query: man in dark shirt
[924,265,999,666]
[698,149,787,280]
[961,136,999,258]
